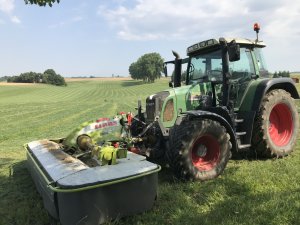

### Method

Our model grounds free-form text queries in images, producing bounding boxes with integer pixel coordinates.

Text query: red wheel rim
[268,103,293,146]
[191,135,220,171]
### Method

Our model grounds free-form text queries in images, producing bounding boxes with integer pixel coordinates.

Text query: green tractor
[60,24,299,181]
[128,23,299,180]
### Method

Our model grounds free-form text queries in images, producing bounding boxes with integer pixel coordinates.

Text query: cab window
[229,48,255,79]
[254,48,269,77]
[188,49,222,84]
[229,47,255,108]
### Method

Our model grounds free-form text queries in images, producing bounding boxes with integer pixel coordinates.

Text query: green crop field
[1,79,300,225]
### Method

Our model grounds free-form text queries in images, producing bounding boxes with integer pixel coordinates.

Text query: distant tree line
[273,71,290,78]
[129,53,164,83]
[7,69,66,86]
[0,76,10,82]
[70,76,96,79]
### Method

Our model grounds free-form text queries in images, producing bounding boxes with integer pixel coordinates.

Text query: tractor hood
[145,83,213,128]
[171,83,213,114]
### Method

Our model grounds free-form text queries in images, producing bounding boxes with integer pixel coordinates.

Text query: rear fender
[240,78,299,112]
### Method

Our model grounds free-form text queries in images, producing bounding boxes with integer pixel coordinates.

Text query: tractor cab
[164,25,268,113]
[162,36,268,129]
[184,38,268,109]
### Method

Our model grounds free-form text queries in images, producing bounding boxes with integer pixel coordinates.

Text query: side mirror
[228,40,240,62]
[163,64,168,77]
[169,81,173,88]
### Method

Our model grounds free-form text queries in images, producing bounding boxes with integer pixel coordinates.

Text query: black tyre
[147,135,166,161]
[167,118,232,181]
[143,123,166,161]
[251,89,299,157]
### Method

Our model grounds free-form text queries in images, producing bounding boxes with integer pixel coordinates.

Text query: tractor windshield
[188,49,222,84]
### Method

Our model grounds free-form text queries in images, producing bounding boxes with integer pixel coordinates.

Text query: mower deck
[26,139,160,225]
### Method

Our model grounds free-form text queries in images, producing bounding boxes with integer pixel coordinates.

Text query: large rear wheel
[251,89,299,157]
[167,118,231,181]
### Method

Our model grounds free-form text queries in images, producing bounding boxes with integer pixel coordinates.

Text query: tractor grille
[146,91,169,122]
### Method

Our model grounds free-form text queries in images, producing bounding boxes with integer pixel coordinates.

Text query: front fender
[178,110,237,153]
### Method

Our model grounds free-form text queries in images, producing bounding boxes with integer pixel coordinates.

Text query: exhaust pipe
[172,50,182,88]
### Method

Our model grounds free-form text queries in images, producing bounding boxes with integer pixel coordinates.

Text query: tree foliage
[129,53,164,83]
[24,0,60,7]
[0,76,10,82]
[7,69,66,86]
[273,71,290,78]
[7,72,42,83]
[43,69,66,86]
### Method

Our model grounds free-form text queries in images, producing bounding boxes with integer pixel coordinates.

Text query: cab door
[229,47,256,109]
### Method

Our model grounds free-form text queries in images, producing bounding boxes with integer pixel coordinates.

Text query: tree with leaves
[0,76,10,82]
[24,0,60,7]
[129,53,164,83]
[273,71,278,78]
[273,71,290,78]
[7,72,42,83]
[7,69,66,86]
[129,62,143,81]
[43,69,66,86]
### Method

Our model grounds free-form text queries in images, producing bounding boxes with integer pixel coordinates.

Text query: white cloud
[96,0,300,71]
[264,2,300,38]
[0,0,14,14]
[10,15,20,23]
[98,0,300,41]
[0,0,21,24]
[49,16,84,29]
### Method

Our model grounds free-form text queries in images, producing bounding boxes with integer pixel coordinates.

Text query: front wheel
[251,89,299,157]
[167,118,232,181]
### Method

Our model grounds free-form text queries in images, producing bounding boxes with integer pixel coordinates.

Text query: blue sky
[0,0,300,77]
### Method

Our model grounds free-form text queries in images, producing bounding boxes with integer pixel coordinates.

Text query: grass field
[1,79,300,225]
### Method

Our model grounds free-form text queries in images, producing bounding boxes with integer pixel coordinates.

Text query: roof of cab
[187,38,266,55]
